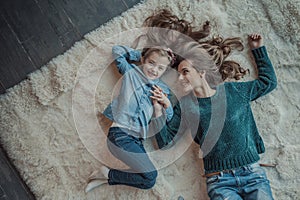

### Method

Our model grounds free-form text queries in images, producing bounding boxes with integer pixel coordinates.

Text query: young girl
[152,34,276,199]
[84,45,175,192]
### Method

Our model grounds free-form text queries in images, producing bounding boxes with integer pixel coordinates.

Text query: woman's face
[177,60,203,92]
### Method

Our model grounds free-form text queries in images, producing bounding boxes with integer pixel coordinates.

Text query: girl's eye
[149,60,155,64]
[158,66,165,71]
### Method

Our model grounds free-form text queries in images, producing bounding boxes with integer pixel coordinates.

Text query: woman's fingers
[150,95,163,101]
[249,33,261,40]
[151,98,158,104]
[248,33,263,49]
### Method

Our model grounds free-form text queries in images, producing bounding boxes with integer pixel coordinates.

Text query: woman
[151,33,276,199]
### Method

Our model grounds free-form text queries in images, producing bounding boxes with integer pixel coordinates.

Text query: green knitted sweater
[154,46,277,173]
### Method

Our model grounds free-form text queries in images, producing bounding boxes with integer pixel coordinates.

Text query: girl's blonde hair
[142,47,175,67]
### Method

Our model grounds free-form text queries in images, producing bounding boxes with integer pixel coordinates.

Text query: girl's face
[141,52,170,80]
[177,60,203,91]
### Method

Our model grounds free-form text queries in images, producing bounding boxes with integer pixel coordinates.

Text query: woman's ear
[199,70,206,78]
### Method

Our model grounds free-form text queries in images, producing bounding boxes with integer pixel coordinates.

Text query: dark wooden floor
[0,147,35,200]
[0,0,141,199]
[0,0,141,94]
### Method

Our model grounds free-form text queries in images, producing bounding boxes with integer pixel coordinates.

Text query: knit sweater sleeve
[112,45,141,75]
[231,46,277,101]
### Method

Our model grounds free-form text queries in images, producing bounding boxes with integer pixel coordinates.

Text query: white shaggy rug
[0,0,299,199]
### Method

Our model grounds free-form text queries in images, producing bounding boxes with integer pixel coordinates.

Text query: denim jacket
[103,45,173,139]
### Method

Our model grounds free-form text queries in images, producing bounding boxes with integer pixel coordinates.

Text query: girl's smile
[142,52,169,80]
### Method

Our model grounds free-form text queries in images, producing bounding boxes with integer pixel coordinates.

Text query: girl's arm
[112,45,141,74]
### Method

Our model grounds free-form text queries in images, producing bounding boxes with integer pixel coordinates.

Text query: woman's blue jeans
[206,162,274,200]
[106,127,158,189]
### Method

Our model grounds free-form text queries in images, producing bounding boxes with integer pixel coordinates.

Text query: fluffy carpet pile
[0,0,299,199]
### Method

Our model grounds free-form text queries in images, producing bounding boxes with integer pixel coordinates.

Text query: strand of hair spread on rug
[132,9,249,81]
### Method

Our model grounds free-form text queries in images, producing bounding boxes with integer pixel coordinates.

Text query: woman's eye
[182,70,188,75]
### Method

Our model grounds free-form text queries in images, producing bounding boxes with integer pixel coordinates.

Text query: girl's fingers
[153,85,163,92]
[150,89,163,98]
[150,90,161,95]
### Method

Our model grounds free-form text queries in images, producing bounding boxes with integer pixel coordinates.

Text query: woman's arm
[150,102,183,149]
[230,34,277,101]
[248,46,277,101]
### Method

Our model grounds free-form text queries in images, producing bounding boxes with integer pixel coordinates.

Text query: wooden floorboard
[122,0,141,8]
[59,0,128,36]
[0,14,36,90]
[1,0,66,68]
[0,146,35,200]
[35,0,83,50]
[0,81,5,94]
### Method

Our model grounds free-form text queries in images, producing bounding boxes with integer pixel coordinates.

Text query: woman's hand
[248,33,263,49]
[150,85,171,109]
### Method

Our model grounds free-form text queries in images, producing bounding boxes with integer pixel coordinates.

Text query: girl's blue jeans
[106,127,157,189]
[206,162,274,200]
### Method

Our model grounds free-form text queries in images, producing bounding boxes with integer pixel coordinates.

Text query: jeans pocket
[247,165,269,185]
[249,163,266,174]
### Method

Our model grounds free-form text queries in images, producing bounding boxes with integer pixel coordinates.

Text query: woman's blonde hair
[138,9,249,81]
[143,9,210,41]
[176,41,223,87]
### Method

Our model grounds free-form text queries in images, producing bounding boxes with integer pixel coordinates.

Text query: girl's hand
[150,85,171,109]
[248,33,263,49]
[152,99,163,117]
